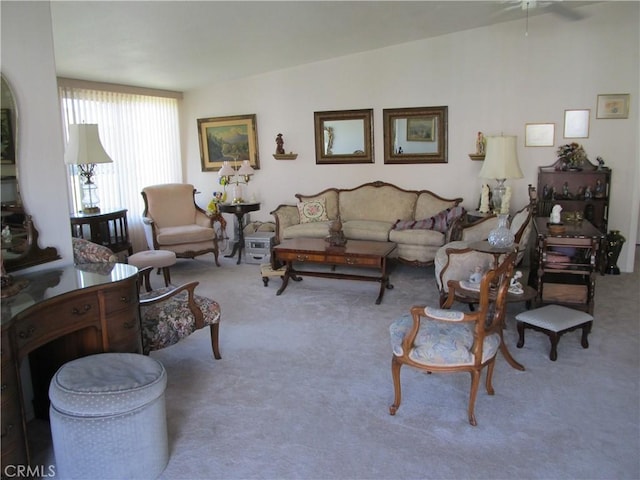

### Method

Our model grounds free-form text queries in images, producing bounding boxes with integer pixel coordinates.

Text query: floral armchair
[72,238,221,359]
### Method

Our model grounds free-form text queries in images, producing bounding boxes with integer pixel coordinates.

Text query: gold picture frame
[197,114,259,172]
[313,109,374,164]
[596,94,630,119]
[383,106,448,164]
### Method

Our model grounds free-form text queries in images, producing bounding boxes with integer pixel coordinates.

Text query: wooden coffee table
[272,238,397,304]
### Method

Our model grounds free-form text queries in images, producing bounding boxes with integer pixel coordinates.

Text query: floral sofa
[270,181,464,266]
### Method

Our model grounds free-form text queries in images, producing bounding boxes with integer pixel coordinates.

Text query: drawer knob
[120,296,131,304]
[296,255,309,262]
[71,304,92,316]
[123,320,136,330]
[18,326,35,339]
[346,258,357,265]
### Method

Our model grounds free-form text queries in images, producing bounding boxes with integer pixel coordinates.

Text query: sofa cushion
[282,221,331,239]
[342,220,393,242]
[389,228,445,247]
[297,198,329,223]
[297,190,339,220]
[339,186,416,223]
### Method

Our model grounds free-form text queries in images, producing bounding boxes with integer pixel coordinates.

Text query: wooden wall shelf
[273,153,298,160]
[468,154,485,161]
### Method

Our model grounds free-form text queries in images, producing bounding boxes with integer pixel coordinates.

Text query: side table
[218,202,260,264]
[70,208,133,255]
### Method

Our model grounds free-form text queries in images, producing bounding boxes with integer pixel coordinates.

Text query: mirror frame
[383,106,448,164]
[1,73,60,273]
[314,109,374,164]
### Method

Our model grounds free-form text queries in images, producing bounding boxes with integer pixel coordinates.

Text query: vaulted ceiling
[50,1,597,92]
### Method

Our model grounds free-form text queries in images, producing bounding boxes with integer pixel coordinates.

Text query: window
[59,79,182,251]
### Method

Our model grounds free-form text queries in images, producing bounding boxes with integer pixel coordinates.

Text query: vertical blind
[59,81,182,252]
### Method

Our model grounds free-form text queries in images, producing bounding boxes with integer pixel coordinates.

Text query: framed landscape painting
[198,114,259,172]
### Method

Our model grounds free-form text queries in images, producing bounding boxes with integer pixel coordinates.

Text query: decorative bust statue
[550,204,563,224]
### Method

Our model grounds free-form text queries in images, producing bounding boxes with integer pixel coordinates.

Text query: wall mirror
[383,106,448,164]
[1,73,60,274]
[314,109,373,164]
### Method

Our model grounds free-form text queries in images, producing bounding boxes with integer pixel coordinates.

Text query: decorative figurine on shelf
[576,186,585,200]
[469,265,484,284]
[509,271,524,295]
[596,156,605,170]
[562,182,572,199]
[584,185,593,200]
[325,216,347,247]
[594,179,605,198]
[542,184,552,200]
[479,184,491,213]
[550,204,563,224]
[476,132,486,155]
[275,133,285,155]
[500,186,512,214]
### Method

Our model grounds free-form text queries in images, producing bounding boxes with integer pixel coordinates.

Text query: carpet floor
[32,246,640,479]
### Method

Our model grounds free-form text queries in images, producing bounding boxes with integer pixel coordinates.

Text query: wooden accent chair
[389,252,516,426]
[72,238,221,360]
[141,183,225,266]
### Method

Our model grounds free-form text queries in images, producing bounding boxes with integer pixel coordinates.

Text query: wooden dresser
[1,263,141,470]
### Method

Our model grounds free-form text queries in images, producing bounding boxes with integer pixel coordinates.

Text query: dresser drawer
[106,311,142,353]
[13,297,101,352]
[102,282,138,315]
[325,254,380,267]
[277,251,326,263]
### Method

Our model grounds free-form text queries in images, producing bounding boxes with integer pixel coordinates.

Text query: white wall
[1,1,72,270]
[182,2,639,272]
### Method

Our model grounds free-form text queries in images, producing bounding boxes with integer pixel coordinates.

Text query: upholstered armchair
[141,183,224,266]
[72,238,221,359]
[137,267,221,359]
[72,237,118,264]
[434,202,533,303]
[389,252,516,426]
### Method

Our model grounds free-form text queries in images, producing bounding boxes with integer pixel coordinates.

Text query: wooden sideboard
[1,263,141,470]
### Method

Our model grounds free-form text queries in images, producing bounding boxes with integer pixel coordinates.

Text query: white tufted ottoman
[49,353,168,479]
[128,250,177,287]
[516,304,593,361]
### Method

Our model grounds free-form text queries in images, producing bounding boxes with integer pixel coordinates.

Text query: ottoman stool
[516,304,593,361]
[260,263,286,287]
[49,353,168,480]
[129,250,177,287]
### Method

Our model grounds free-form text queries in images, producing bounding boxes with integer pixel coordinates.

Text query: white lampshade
[238,160,255,176]
[478,135,523,180]
[64,124,113,165]
[218,161,235,177]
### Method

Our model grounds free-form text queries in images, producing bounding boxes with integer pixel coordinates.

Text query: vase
[488,214,514,248]
[605,230,625,275]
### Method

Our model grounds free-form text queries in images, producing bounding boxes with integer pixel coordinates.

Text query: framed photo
[406,117,435,142]
[563,109,590,138]
[525,123,555,147]
[1,108,15,164]
[197,114,259,172]
[596,94,630,119]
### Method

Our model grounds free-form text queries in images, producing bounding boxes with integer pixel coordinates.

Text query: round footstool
[49,353,168,480]
[128,250,177,287]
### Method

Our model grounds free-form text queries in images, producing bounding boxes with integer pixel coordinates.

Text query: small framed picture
[563,109,590,138]
[596,94,630,119]
[525,123,555,147]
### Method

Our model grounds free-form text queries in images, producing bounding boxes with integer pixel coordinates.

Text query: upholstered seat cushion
[155,224,214,245]
[389,227,445,247]
[515,304,593,332]
[140,288,221,354]
[342,220,393,242]
[390,307,500,367]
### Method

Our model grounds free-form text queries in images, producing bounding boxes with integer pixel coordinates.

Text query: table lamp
[64,124,113,214]
[478,135,523,214]
[218,158,255,204]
